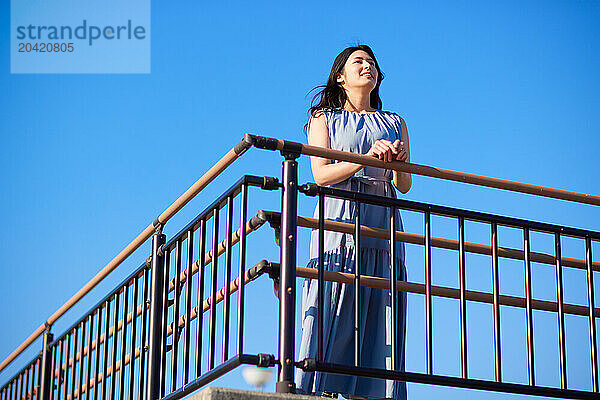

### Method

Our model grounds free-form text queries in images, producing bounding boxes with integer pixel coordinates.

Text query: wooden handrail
[248,134,600,206]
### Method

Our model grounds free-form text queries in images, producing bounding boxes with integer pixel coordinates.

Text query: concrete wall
[187,387,316,400]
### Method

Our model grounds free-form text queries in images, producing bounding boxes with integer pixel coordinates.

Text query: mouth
[361,73,374,79]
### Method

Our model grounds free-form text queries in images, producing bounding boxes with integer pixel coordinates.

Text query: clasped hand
[366,139,408,162]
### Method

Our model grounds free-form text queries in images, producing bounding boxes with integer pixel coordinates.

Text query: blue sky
[1,1,599,399]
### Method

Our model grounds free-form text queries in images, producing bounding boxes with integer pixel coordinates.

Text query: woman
[295,45,411,399]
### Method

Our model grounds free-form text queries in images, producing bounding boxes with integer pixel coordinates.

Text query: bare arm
[307,112,364,186]
[392,116,412,193]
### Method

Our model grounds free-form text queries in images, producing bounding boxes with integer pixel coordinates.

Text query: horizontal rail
[292,265,600,318]
[301,183,600,239]
[305,361,598,399]
[247,134,600,206]
[262,211,600,272]
[0,138,253,374]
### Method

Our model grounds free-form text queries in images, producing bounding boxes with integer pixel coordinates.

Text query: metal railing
[1,134,598,400]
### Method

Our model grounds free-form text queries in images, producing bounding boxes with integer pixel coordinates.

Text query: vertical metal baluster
[110,293,120,400]
[32,360,38,400]
[491,223,501,382]
[159,250,170,398]
[27,365,31,400]
[196,219,206,377]
[209,209,219,370]
[523,228,535,386]
[36,358,41,400]
[84,315,92,400]
[424,212,433,374]
[32,362,36,400]
[17,373,23,400]
[31,362,36,400]
[33,361,38,400]
[183,230,194,384]
[586,237,598,392]
[237,184,248,356]
[390,206,398,371]
[71,327,78,400]
[25,364,30,400]
[64,333,71,400]
[93,308,103,400]
[18,369,22,400]
[101,301,110,400]
[458,217,467,379]
[50,344,57,400]
[138,267,150,399]
[555,232,567,389]
[223,196,233,362]
[128,275,139,399]
[78,322,85,400]
[30,362,34,400]
[171,241,182,392]
[119,285,129,399]
[317,192,325,362]
[354,201,362,367]
[22,369,27,400]
[35,359,40,400]
[57,339,64,400]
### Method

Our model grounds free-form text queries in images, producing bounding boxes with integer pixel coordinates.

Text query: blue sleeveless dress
[296,109,408,399]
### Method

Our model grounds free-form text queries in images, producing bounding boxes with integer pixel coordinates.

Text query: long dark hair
[305,44,384,131]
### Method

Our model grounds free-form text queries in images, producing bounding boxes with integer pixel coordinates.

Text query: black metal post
[39,330,54,400]
[523,228,535,386]
[555,233,567,389]
[424,211,433,375]
[390,206,398,371]
[491,223,502,382]
[146,231,166,400]
[276,153,298,393]
[458,217,468,379]
[317,192,325,363]
[354,201,362,367]
[586,237,598,392]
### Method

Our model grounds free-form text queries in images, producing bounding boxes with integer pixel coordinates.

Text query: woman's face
[337,50,378,92]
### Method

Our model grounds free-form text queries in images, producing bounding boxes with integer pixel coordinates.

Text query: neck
[343,89,374,113]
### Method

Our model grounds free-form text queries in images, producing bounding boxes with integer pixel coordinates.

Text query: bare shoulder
[307,111,329,147]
